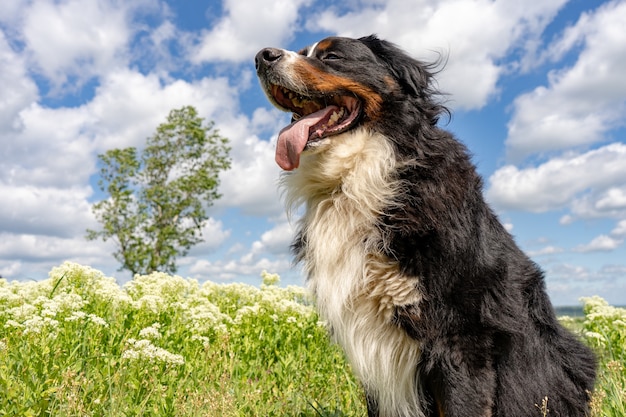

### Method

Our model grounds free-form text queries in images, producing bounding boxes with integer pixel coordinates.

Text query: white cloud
[21,0,143,88]
[191,0,311,63]
[541,261,626,306]
[528,246,564,257]
[567,185,626,221]
[0,31,38,131]
[0,260,23,279]
[0,231,116,280]
[573,235,623,253]
[87,69,239,151]
[487,143,626,212]
[251,220,295,255]
[185,218,231,256]
[215,133,284,217]
[0,184,95,238]
[611,220,626,238]
[0,0,29,24]
[0,232,104,261]
[2,104,96,188]
[188,256,292,282]
[309,0,567,110]
[505,0,626,161]
[185,219,296,283]
[212,108,292,217]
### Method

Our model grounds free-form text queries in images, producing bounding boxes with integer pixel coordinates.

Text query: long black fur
[359,36,595,416]
[257,35,596,417]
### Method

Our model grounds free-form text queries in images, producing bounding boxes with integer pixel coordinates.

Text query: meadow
[0,262,624,416]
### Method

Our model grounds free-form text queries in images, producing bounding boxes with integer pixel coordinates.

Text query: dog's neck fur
[281,127,425,417]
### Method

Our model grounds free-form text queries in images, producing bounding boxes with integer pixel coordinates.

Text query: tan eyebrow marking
[315,39,334,53]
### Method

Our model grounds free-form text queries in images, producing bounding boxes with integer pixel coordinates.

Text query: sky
[1,0,625,306]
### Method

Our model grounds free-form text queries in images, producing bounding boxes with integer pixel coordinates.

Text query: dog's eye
[323,53,341,61]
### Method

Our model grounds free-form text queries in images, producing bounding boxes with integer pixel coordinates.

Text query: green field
[1,263,624,416]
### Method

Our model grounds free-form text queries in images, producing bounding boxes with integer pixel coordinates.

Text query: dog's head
[255,35,442,170]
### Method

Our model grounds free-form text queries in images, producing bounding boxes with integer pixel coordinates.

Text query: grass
[578,296,626,416]
[0,262,624,416]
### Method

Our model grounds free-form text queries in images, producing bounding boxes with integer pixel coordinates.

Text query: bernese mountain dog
[255,35,596,417]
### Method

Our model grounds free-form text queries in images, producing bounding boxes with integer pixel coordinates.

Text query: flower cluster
[1,263,319,368]
[139,323,162,340]
[122,338,185,366]
[261,270,281,286]
[580,295,626,349]
[64,311,109,327]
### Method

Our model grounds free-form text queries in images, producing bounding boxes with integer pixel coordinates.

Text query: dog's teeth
[328,108,345,126]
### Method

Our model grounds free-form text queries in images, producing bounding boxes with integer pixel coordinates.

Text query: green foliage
[0,263,364,416]
[1,264,624,416]
[87,106,231,276]
[580,296,626,416]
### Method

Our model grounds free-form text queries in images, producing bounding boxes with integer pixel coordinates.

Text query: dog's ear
[359,34,432,98]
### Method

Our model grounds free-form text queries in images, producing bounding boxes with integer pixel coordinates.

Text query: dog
[255,35,596,417]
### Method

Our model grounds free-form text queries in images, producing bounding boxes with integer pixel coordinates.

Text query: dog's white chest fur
[283,128,425,417]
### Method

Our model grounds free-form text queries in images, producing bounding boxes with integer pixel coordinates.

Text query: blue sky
[1,0,625,306]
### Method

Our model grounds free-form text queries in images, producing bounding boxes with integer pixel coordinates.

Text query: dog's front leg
[426,354,496,417]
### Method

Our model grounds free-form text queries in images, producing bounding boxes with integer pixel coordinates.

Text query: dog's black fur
[256,35,596,417]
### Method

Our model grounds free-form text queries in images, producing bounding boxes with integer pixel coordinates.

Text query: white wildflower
[23,315,59,335]
[133,294,166,314]
[125,271,196,304]
[63,311,108,328]
[191,335,211,349]
[0,284,21,305]
[13,280,50,303]
[584,331,606,344]
[186,302,231,334]
[54,293,87,312]
[204,282,259,305]
[87,314,108,327]
[139,323,162,340]
[65,311,87,322]
[580,295,609,310]
[0,340,6,352]
[122,338,184,366]
[37,293,86,318]
[234,304,262,324]
[261,270,280,286]
[4,320,23,329]
[7,304,37,321]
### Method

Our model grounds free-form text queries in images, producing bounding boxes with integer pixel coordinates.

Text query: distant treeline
[555,304,626,317]
[555,305,585,317]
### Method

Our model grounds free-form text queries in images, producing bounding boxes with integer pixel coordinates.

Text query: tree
[87,106,231,276]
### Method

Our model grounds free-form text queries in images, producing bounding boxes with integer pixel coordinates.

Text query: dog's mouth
[269,84,362,171]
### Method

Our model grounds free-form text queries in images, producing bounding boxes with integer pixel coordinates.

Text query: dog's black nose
[255,48,283,72]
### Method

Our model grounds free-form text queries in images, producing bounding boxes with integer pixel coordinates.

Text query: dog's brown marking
[291,59,383,118]
[315,38,335,53]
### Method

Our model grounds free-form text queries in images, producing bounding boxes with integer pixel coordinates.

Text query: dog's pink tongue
[275,107,336,170]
